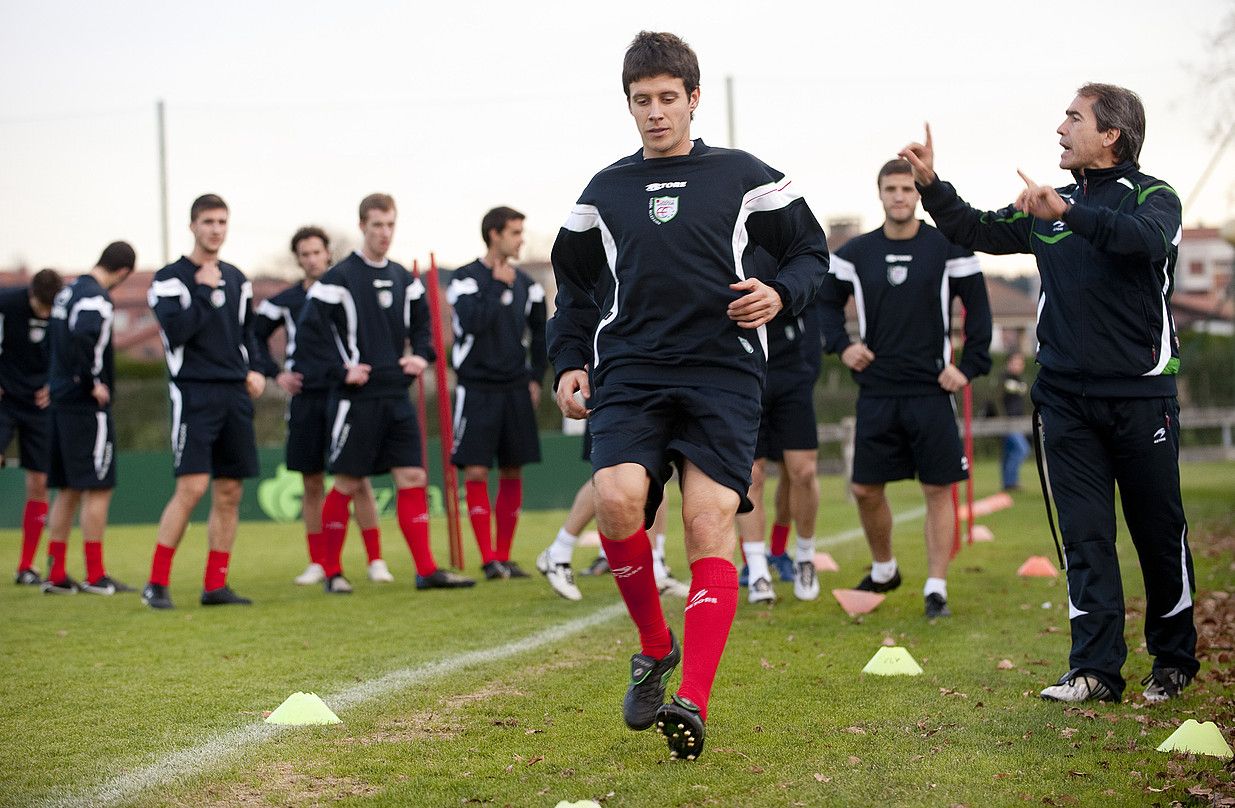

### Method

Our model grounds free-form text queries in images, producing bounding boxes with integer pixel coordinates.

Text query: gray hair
[1077,82,1146,167]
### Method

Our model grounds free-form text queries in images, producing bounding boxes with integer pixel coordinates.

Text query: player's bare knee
[212,478,244,508]
[392,467,427,489]
[302,473,325,499]
[851,482,885,506]
[25,471,49,501]
[462,465,488,483]
[921,482,952,502]
[174,474,210,504]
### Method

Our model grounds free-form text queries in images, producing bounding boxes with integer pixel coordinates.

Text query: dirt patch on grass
[176,762,380,806]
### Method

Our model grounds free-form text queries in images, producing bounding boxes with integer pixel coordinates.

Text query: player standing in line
[298,193,473,593]
[142,194,265,610]
[902,83,1198,703]
[999,352,1030,491]
[253,226,389,588]
[735,248,822,605]
[2,268,63,585]
[42,243,135,594]
[550,31,828,759]
[446,207,546,580]
[817,159,991,619]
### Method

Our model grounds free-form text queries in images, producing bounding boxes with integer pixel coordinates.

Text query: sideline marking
[41,602,627,808]
[817,505,928,548]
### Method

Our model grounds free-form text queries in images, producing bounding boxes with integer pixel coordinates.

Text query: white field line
[40,602,627,808]
[816,505,928,548]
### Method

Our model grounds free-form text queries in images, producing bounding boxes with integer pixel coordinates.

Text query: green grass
[2,461,1232,807]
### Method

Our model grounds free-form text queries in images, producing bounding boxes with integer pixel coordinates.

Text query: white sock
[549,528,577,564]
[795,536,815,564]
[924,577,947,599]
[743,541,770,582]
[870,558,898,584]
[597,544,607,560]
[653,552,668,581]
[654,533,667,557]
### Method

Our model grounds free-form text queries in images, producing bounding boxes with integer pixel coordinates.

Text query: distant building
[1173,226,1234,335]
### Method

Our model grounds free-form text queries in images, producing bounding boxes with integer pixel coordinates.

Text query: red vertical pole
[426,253,464,569]
[963,384,975,545]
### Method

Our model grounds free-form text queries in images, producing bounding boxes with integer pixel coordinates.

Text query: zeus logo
[685,588,719,611]
[611,565,643,579]
[645,181,687,192]
[1153,427,1166,445]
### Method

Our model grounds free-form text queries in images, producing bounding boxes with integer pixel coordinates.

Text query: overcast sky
[2,0,1232,278]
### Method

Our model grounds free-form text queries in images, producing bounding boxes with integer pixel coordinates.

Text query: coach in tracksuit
[903,83,1197,704]
[143,194,266,610]
[447,206,547,581]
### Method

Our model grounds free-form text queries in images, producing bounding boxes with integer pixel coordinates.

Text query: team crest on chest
[210,289,226,308]
[887,265,908,286]
[649,196,679,225]
[377,289,394,309]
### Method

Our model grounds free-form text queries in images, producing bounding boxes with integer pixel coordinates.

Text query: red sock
[676,557,739,721]
[465,480,495,564]
[600,529,671,658]
[150,543,176,587]
[397,487,437,577]
[362,528,382,563]
[321,488,352,577]
[84,541,105,583]
[19,499,48,570]
[47,540,67,583]
[306,531,325,566]
[495,478,521,562]
[204,550,230,591]
[770,523,790,557]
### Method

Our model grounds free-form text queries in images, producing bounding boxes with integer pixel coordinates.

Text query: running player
[42,242,135,594]
[447,207,546,580]
[253,226,389,588]
[818,159,991,619]
[142,194,265,609]
[2,268,63,585]
[549,32,828,759]
[298,193,473,592]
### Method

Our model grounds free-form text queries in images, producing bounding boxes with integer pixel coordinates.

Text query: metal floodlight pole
[426,253,464,569]
[156,99,169,266]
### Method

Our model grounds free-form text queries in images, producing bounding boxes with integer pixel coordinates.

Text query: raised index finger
[1016,168,1038,190]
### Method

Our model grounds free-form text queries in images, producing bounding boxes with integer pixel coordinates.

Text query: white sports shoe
[536,549,582,601]
[1039,673,1115,703]
[748,575,776,605]
[368,559,395,583]
[294,563,326,586]
[793,560,820,601]
[657,574,690,598]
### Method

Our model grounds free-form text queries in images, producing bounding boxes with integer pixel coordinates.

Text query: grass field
[2,460,1233,807]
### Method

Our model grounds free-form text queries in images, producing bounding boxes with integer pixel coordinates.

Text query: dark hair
[481,206,525,246]
[30,268,63,308]
[290,226,330,254]
[97,241,136,273]
[1076,82,1146,166]
[877,158,914,186]
[190,193,228,222]
[622,31,700,98]
[359,193,396,223]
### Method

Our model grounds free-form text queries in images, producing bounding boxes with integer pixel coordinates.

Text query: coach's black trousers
[1033,381,1199,697]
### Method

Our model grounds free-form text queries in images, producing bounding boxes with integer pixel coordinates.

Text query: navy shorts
[756,372,819,461]
[169,381,260,479]
[450,383,541,468]
[286,390,329,474]
[328,394,422,476]
[852,394,967,486]
[48,405,115,489]
[0,397,50,473]
[588,381,760,527]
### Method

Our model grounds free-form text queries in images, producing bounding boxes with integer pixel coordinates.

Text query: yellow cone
[862,646,923,676]
[265,692,341,725]
[1157,720,1233,759]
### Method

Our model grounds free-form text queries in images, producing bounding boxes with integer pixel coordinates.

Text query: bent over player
[298,193,473,592]
[447,206,546,580]
[549,31,829,759]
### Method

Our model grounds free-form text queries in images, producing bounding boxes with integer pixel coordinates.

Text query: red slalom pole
[963,383,975,545]
[412,261,430,472]
[426,253,464,569]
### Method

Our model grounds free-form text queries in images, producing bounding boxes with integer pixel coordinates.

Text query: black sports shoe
[141,582,174,610]
[583,556,610,576]
[503,560,530,578]
[14,567,41,586]
[623,630,681,730]
[416,569,477,590]
[200,585,252,606]
[323,574,353,594]
[656,694,706,760]
[855,570,902,593]
[482,560,510,580]
[1141,667,1193,704]
[82,575,134,596]
[924,593,951,618]
[41,576,80,595]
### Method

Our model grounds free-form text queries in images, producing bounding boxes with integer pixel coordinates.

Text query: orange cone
[832,588,885,617]
[813,552,839,572]
[1017,556,1059,577]
[970,524,995,542]
[957,492,1015,520]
